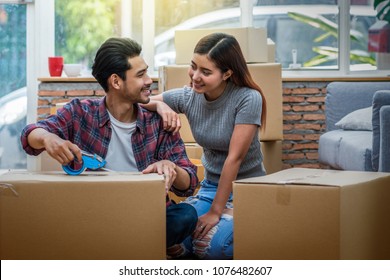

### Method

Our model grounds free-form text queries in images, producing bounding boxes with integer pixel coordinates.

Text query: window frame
[39,0,387,78]
[144,0,387,78]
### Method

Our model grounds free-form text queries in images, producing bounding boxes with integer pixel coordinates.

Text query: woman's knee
[193,213,233,260]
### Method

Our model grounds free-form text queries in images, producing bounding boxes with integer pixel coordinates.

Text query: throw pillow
[335,106,373,131]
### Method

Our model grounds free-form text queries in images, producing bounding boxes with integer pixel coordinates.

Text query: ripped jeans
[182,179,233,260]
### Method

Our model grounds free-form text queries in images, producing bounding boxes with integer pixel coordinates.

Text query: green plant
[374,0,390,23]
[287,12,375,67]
[55,0,120,67]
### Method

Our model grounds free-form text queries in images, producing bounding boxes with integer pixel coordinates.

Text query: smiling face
[120,56,153,104]
[188,53,231,101]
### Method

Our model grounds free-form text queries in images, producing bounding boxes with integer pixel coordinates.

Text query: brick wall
[37,80,330,169]
[282,81,329,169]
[37,82,105,119]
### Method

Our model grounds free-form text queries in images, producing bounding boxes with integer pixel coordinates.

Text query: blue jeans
[183,179,234,260]
[166,203,197,248]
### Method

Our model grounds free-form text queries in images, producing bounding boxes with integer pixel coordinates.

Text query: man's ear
[109,74,121,90]
[223,69,233,81]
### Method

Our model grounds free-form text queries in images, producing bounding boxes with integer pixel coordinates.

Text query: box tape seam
[276,183,291,206]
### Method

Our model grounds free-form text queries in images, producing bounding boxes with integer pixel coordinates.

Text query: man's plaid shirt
[21,97,198,198]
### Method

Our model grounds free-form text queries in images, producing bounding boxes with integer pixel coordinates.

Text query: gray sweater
[163,82,266,183]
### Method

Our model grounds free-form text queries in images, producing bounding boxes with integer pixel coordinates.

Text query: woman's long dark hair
[194,33,267,129]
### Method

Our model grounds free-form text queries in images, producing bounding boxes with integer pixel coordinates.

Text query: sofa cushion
[325,82,376,131]
[319,130,373,171]
[335,106,372,131]
[372,90,390,171]
[379,105,390,172]
[325,82,390,132]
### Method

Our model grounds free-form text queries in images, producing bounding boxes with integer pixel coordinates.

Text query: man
[20,37,198,256]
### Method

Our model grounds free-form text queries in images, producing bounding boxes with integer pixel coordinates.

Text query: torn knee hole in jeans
[192,213,233,258]
[193,226,218,258]
[167,243,187,259]
[221,212,233,219]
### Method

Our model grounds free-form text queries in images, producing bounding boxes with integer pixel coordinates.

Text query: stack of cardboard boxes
[158,27,283,175]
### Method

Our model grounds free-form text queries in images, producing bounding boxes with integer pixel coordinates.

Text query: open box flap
[235,168,389,187]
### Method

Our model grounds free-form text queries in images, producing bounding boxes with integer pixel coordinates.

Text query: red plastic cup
[48,56,64,77]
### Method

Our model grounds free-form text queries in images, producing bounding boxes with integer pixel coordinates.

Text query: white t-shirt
[104,111,138,172]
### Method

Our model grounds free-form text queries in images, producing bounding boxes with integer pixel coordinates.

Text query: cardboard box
[158,63,283,141]
[233,168,390,260]
[262,140,282,175]
[267,38,275,63]
[40,151,62,171]
[189,158,204,183]
[185,143,203,159]
[178,114,196,143]
[0,171,166,260]
[175,27,268,64]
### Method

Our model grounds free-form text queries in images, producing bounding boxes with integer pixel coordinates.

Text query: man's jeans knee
[166,203,197,248]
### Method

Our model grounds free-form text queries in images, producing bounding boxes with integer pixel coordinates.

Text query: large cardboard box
[262,140,282,175]
[175,27,268,64]
[158,63,283,141]
[233,168,390,260]
[0,171,166,260]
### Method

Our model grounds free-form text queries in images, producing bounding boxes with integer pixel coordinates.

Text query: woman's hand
[156,101,181,134]
[192,211,221,240]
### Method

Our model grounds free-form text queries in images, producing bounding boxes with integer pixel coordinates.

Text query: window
[0,3,27,169]
[153,0,384,75]
[50,0,387,75]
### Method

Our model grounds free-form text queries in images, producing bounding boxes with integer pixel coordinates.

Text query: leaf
[374,0,389,10]
[314,32,332,43]
[287,12,338,37]
[288,12,365,43]
[303,54,334,67]
[374,0,390,22]
[350,50,376,64]
[312,46,338,56]
[305,46,376,67]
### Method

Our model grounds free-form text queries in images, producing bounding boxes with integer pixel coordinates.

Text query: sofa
[318,81,390,172]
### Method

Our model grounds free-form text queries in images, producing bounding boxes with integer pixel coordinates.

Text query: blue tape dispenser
[62,151,107,176]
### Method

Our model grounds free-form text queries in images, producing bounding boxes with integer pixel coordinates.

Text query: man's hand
[42,133,82,165]
[142,160,177,193]
[27,128,82,165]
[156,102,181,134]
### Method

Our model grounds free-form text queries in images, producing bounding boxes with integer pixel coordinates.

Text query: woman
[153,33,267,259]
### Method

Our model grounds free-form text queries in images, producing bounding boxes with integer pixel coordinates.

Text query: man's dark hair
[92,37,142,92]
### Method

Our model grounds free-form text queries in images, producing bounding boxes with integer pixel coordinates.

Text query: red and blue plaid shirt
[21,97,198,198]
